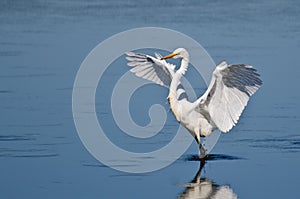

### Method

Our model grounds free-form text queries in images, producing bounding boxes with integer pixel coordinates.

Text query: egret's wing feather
[196,61,262,132]
[126,52,175,87]
[154,52,163,59]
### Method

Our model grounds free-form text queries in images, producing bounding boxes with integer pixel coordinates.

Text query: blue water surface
[0,1,300,198]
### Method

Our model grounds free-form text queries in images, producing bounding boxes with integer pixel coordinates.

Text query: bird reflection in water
[179,157,237,199]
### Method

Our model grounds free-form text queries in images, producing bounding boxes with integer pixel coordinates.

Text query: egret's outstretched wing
[126,52,175,87]
[195,61,262,133]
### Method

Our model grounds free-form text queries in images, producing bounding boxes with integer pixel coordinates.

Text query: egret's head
[161,48,189,60]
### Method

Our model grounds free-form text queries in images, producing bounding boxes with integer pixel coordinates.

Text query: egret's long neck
[168,58,189,121]
[177,58,189,75]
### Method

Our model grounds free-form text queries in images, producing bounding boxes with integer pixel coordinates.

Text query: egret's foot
[199,153,207,160]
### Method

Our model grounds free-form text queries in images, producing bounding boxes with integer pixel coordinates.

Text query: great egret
[126,48,262,158]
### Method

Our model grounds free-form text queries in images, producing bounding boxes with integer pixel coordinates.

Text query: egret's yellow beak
[161,53,177,60]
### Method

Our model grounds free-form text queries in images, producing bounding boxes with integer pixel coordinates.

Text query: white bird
[126,48,262,158]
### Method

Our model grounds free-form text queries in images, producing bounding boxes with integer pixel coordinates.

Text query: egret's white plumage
[126,48,262,157]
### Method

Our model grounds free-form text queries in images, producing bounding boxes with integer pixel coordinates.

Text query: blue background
[0,0,299,198]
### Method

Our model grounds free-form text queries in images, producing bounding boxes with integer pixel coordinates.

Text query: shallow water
[1,0,300,198]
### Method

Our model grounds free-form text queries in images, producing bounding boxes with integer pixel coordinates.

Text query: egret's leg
[194,134,207,159]
[199,143,207,159]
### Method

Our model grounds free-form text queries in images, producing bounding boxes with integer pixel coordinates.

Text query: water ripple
[0,135,35,141]
[183,154,244,162]
[0,148,58,158]
[238,135,300,153]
